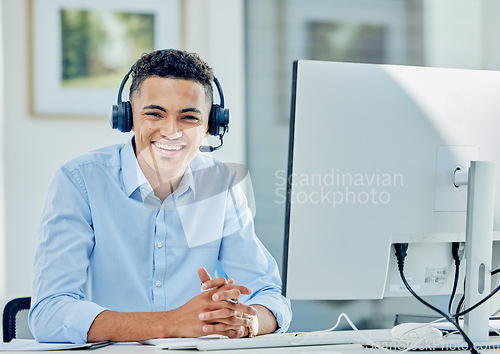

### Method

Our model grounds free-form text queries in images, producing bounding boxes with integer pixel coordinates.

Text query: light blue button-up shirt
[29,139,291,343]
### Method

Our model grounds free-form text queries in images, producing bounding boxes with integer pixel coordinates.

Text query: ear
[129,102,135,132]
[204,117,210,137]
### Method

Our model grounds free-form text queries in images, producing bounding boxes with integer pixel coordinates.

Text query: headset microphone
[199,134,224,152]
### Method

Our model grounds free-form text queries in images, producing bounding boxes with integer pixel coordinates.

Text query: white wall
[482,0,500,71]
[423,0,482,68]
[0,0,244,310]
[183,0,245,165]
[1,0,131,302]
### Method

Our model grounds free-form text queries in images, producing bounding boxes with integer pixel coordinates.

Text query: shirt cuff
[62,301,107,344]
[245,294,292,333]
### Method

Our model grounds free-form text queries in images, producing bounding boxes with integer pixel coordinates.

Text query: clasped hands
[171,267,256,338]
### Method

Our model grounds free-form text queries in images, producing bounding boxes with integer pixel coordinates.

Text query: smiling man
[28,49,292,343]
[133,76,209,201]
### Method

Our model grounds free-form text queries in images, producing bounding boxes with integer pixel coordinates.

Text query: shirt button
[155,280,162,287]
[157,242,163,248]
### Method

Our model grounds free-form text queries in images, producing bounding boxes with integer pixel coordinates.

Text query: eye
[145,112,162,118]
[182,115,200,122]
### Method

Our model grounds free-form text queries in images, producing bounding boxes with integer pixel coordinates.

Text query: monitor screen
[283,60,500,303]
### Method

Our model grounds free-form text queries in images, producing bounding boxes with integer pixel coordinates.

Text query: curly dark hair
[129,49,214,104]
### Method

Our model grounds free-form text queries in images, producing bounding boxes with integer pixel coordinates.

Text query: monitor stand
[460,161,496,342]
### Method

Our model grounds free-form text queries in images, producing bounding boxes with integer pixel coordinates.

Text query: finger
[199,309,251,327]
[202,323,246,336]
[211,285,252,300]
[218,327,246,339]
[201,326,245,339]
[202,277,229,290]
[199,308,239,321]
[206,300,258,317]
[202,316,250,327]
[212,288,241,302]
[235,304,257,317]
[197,267,212,284]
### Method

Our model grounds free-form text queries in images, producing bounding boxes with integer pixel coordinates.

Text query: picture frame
[30,0,181,118]
[277,0,422,123]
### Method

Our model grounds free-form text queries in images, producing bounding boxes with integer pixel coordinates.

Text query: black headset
[109,63,230,152]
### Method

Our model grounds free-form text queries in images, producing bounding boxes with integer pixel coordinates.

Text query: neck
[137,154,184,202]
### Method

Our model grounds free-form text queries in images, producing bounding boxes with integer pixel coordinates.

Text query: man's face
[131,76,210,179]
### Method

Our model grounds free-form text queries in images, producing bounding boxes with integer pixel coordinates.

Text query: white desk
[0,343,361,354]
[1,342,496,354]
[92,342,500,353]
[95,343,373,353]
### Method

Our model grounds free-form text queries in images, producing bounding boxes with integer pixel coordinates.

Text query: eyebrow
[180,107,202,115]
[141,105,202,115]
[142,104,166,112]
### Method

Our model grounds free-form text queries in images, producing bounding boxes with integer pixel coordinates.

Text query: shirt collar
[120,138,149,197]
[120,137,196,200]
[172,163,195,200]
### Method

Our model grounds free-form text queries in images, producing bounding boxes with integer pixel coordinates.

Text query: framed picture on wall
[30,0,181,118]
[277,0,422,123]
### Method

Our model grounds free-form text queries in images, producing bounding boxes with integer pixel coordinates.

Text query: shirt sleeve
[29,167,107,343]
[218,178,292,333]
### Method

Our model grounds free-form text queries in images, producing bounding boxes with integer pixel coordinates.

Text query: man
[29,49,292,343]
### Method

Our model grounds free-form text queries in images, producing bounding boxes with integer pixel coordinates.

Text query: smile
[154,142,185,151]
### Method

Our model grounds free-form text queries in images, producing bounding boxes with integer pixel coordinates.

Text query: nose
[160,118,182,140]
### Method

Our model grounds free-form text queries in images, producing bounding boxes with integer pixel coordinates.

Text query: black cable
[455,275,466,321]
[449,242,464,315]
[454,284,500,318]
[456,294,465,321]
[399,270,478,353]
[394,244,479,354]
[452,268,500,318]
[449,262,461,315]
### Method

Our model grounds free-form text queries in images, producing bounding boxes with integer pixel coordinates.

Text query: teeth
[155,142,183,151]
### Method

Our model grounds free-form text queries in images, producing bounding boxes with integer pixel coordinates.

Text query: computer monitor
[282,60,500,339]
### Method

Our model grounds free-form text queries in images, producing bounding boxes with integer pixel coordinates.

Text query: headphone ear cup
[209,104,229,136]
[110,104,119,130]
[113,101,133,133]
[111,65,134,133]
[208,105,217,136]
[123,101,133,132]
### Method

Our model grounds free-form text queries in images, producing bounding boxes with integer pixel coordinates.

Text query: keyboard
[364,334,500,351]
[433,317,500,332]
[153,329,393,351]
